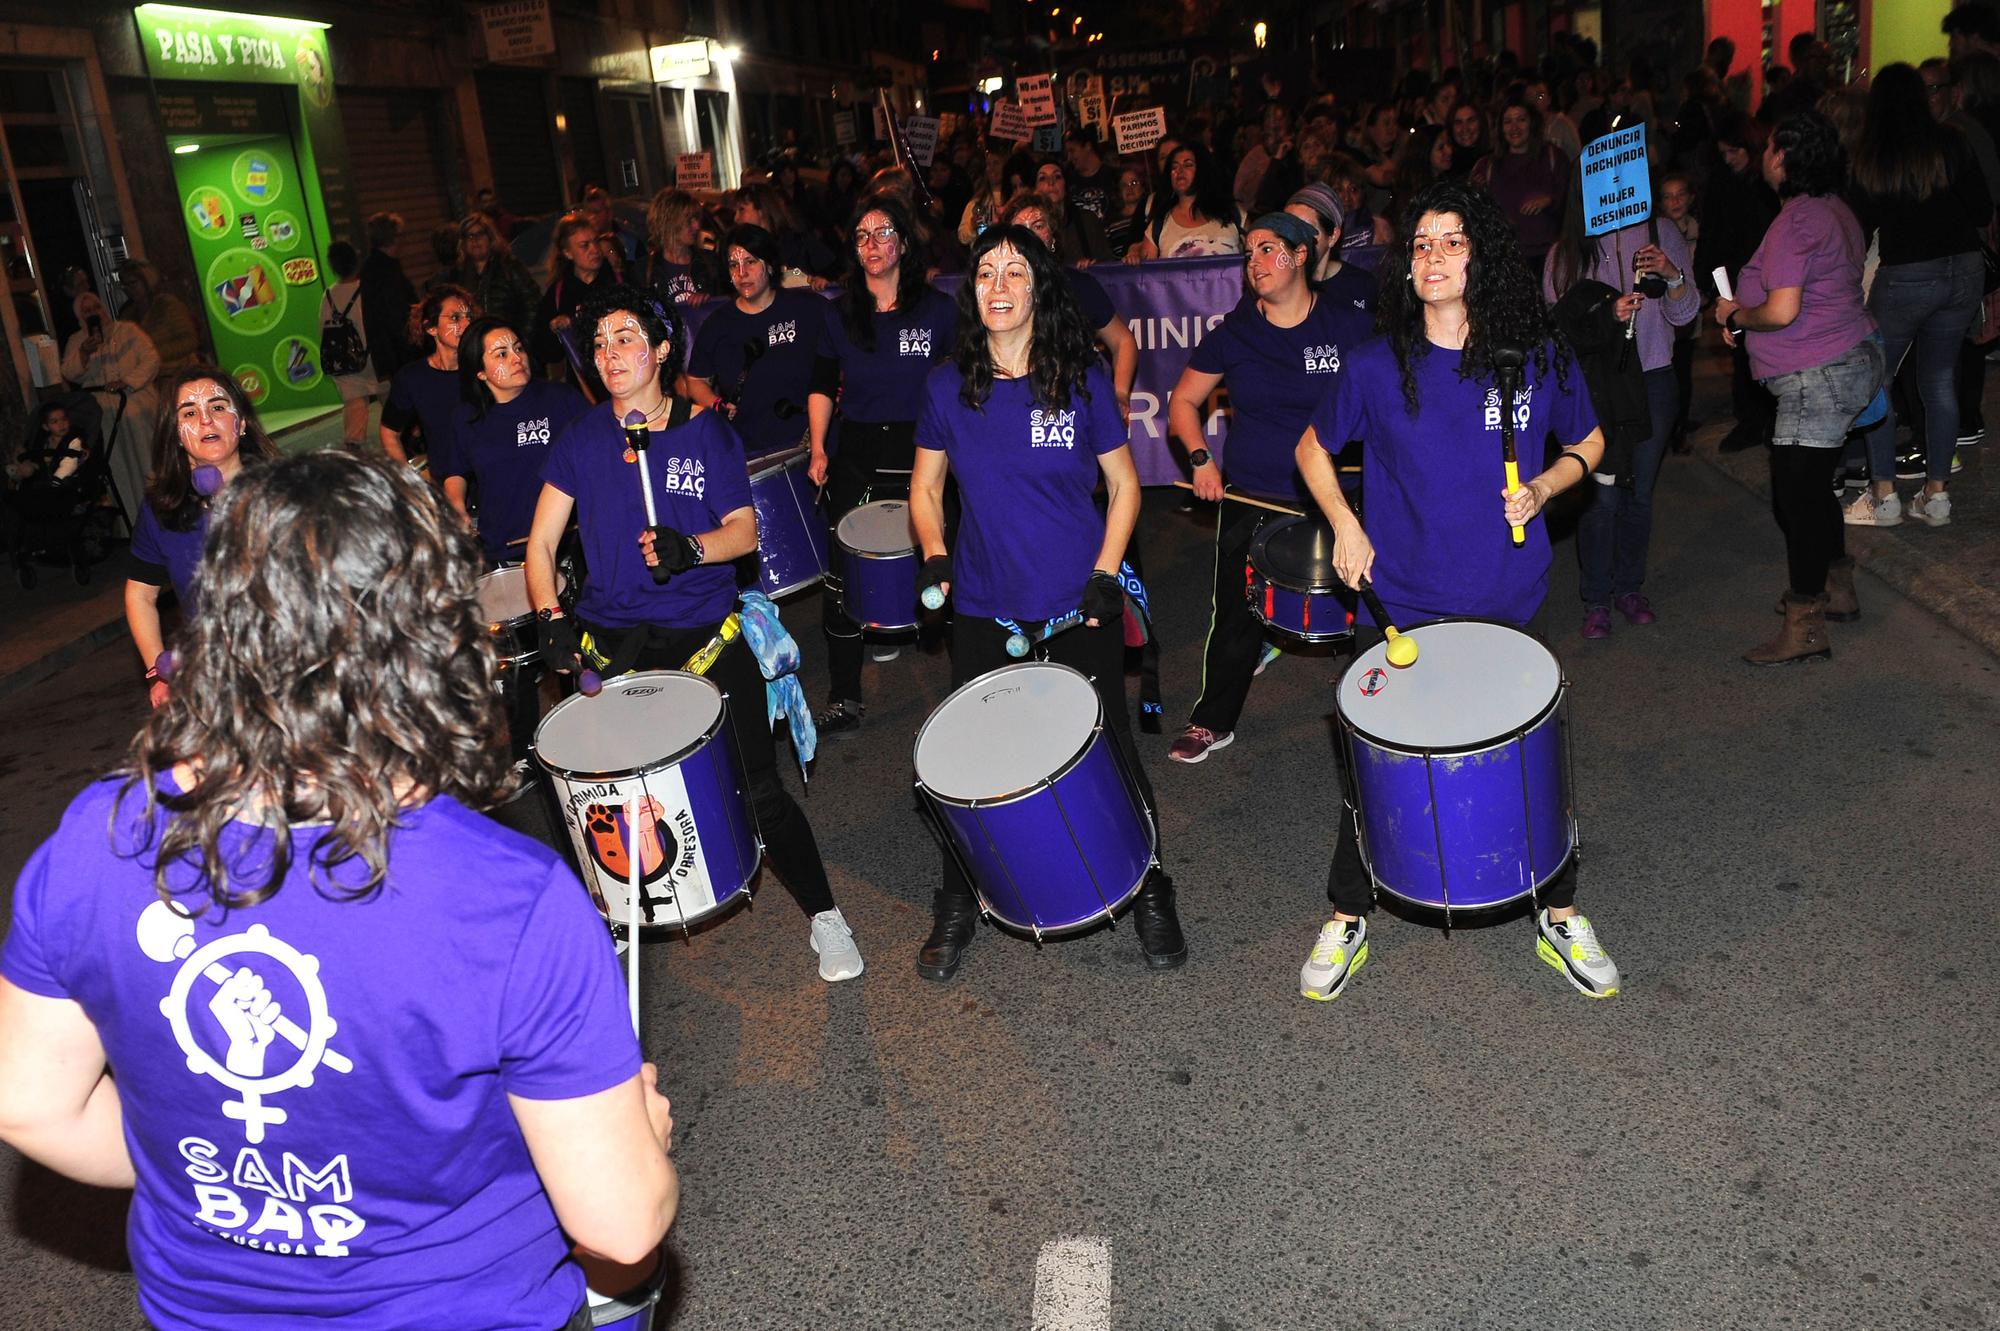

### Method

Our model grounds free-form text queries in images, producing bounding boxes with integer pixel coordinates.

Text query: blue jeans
[1578,367,1679,606]
[1867,251,1984,483]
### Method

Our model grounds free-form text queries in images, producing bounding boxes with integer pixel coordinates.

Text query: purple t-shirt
[819,287,958,424]
[1309,337,1597,628]
[686,288,824,457]
[1737,195,1876,380]
[1187,288,1376,500]
[0,777,639,1331]
[916,363,1125,620]
[129,503,209,609]
[444,380,590,564]
[541,402,753,629]
[382,363,464,476]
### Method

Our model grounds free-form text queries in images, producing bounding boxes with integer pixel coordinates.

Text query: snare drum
[836,499,919,631]
[914,661,1156,938]
[1335,620,1574,918]
[531,671,761,935]
[477,564,542,670]
[1246,516,1356,643]
[748,447,829,597]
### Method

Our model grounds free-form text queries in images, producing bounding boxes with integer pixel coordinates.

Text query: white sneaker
[1299,917,1367,1001]
[1907,489,1953,527]
[1842,490,1902,527]
[1534,909,1619,998]
[870,644,901,662]
[810,908,865,981]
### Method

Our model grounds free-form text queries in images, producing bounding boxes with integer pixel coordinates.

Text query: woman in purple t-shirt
[909,224,1187,979]
[1713,111,1884,667]
[2,451,677,1331]
[124,364,280,710]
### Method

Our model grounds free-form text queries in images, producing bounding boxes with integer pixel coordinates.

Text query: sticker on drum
[531,671,761,933]
[914,661,1155,936]
[1335,620,1573,913]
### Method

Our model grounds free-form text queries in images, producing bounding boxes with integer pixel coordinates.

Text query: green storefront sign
[136,5,360,426]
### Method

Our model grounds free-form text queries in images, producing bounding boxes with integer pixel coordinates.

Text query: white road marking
[1032,1235,1111,1331]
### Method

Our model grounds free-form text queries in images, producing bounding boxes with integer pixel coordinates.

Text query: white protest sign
[902,114,940,167]
[676,151,714,191]
[1112,106,1168,156]
[833,110,856,146]
[989,99,1032,142]
[1580,123,1651,236]
[1018,73,1059,127]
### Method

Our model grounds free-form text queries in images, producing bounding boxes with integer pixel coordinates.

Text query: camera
[1635,273,1668,300]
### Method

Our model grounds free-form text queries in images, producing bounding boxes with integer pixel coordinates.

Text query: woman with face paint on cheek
[124,365,281,708]
[1162,212,1376,768]
[908,225,1187,981]
[523,286,865,983]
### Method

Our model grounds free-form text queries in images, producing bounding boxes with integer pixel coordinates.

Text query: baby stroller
[4,396,116,588]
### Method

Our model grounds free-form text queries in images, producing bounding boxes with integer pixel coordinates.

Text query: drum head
[837,499,914,556]
[1339,620,1560,751]
[535,671,723,777]
[1250,516,1341,593]
[477,565,532,625]
[915,662,1101,802]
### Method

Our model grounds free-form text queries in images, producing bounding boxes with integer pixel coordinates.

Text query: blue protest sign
[1580,123,1650,236]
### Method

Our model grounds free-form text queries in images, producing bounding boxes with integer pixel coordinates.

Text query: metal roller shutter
[339,89,456,289]
[476,69,564,222]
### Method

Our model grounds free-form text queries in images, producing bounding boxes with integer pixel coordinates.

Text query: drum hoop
[1248,517,1343,594]
[748,445,810,479]
[913,660,1105,807]
[1247,602,1354,643]
[835,540,915,561]
[1334,616,1564,756]
[763,571,825,598]
[530,670,729,782]
[1362,843,1578,912]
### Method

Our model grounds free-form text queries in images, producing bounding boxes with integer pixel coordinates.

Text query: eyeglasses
[1410,233,1470,258]
[853,225,898,247]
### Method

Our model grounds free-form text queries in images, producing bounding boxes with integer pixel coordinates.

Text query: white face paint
[1245,231,1306,294]
[974,243,1035,339]
[593,311,666,397]
[175,379,244,467]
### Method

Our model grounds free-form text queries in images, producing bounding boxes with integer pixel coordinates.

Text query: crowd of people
[1,8,1994,1327]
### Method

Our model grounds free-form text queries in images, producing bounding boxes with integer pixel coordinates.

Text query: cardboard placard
[989,99,1032,142]
[1077,91,1107,133]
[676,151,714,191]
[1018,73,1059,127]
[833,109,857,147]
[872,105,889,142]
[1580,123,1651,236]
[902,114,940,168]
[1112,106,1168,156]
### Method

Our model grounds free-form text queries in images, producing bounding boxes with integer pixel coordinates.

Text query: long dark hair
[1374,179,1562,413]
[951,225,1096,413]
[145,364,281,533]
[458,315,525,423]
[1851,64,1950,199]
[836,192,928,351]
[119,451,508,911]
[1147,142,1236,238]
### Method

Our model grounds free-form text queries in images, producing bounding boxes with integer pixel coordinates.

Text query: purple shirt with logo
[1,777,639,1331]
[687,288,824,457]
[819,287,957,424]
[1736,194,1876,380]
[1188,285,1375,499]
[1309,337,1597,628]
[916,363,1125,620]
[541,402,753,629]
[444,380,590,563]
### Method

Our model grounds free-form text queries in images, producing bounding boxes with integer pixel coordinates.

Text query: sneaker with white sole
[1534,910,1619,998]
[1908,489,1953,527]
[1958,428,1985,447]
[1167,724,1234,764]
[1254,642,1282,676]
[1300,917,1368,1001]
[870,644,902,662]
[1843,490,1902,527]
[810,908,865,981]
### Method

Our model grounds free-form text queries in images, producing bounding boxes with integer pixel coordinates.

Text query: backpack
[320,286,367,377]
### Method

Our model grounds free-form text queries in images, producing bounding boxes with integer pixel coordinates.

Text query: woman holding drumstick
[523,285,863,983]
[1293,180,1619,1003]
[909,225,1186,980]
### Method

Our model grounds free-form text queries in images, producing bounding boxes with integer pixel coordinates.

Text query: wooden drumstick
[1171,482,1304,517]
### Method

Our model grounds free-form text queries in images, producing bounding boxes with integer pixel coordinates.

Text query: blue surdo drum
[1335,620,1575,919]
[747,446,829,598]
[914,662,1157,938]
[835,499,920,631]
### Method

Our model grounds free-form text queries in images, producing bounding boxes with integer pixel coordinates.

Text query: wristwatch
[1189,448,1212,468]
[537,606,564,622]
[1726,313,1743,336]
[1663,271,1685,289]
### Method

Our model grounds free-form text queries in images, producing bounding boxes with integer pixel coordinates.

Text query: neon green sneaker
[1300,918,1367,1001]
[1535,909,1619,998]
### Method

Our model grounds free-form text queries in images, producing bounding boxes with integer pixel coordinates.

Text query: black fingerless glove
[919,554,952,595]
[646,526,702,583]
[537,613,584,670]
[1081,571,1124,624]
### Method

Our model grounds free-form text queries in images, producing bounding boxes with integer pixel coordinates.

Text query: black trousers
[1188,496,1284,736]
[1326,626,1577,916]
[936,612,1158,904]
[822,420,916,705]
[1767,445,1846,597]
[582,619,836,916]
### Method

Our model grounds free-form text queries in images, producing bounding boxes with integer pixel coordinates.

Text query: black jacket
[357,249,417,381]
[1549,278,1649,484]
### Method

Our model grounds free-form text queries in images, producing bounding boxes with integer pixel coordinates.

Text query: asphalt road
[2,454,1997,1330]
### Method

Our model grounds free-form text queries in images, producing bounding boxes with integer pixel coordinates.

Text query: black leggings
[582,619,836,916]
[1188,496,1285,736]
[1767,445,1846,597]
[1325,626,1577,916]
[822,420,916,704]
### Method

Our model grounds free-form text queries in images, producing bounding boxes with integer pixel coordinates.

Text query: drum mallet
[625,799,643,1032]
[1005,610,1085,658]
[1358,578,1418,668]
[624,409,673,585]
[1493,343,1528,548]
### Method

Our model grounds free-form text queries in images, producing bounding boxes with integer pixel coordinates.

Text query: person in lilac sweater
[1471,97,1571,270]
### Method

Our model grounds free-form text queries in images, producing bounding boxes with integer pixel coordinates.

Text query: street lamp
[1253,20,1267,48]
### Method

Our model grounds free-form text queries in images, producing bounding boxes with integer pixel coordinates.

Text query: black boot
[916,887,979,982]
[1130,869,1187,970]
